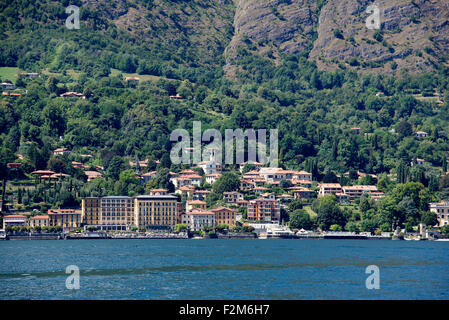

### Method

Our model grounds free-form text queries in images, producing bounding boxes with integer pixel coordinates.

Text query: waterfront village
[1,145,449,241]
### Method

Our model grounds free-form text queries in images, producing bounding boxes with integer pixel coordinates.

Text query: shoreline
[3,234,444,241]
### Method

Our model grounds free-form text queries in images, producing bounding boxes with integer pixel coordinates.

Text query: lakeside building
[59,91,85,99]
[197,149,222,174]
[429,201,449,226]
[18,72,39,79]
[81,195,180,230]
[342,185,381,198]
[100,196,135,231]
[53,147,71,156]
[81,197,101,225]
[2,214,27,229]
[175,185,195,198]
[185,209,216,231]
[253,186,269,195]
[0,82,15,90]
[259,168,312,183]
[205,173,221,185]
[134,195,179,229]
[276,194,294,204]
[415,131,428,138]
[318,183,342,196]
[211,207,237,226]
[48,209,82,231]
[240,179,254,191]
[291,187,315,201]
[171,173,202,187]
[242,170,261,181]
[124,77,140,86]
[149,188,168,196]
[129,159,149,170]
[247,198,280,222]
[186,200,207,212]
[223,191,244,203]
[29,215,49,228]
[141,171,157,183]
[84,171,103,182]
[192,190,211,201]
[411,158,425,166]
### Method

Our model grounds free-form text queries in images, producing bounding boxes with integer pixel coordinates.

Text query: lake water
[0,239,448,299]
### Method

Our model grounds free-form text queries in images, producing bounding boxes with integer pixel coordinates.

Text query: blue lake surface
[0,239,448,299]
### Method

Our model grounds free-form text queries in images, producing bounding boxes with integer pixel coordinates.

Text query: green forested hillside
[1,0,449,229]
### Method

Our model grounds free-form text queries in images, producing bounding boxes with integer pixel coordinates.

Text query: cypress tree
[443,156,447,174]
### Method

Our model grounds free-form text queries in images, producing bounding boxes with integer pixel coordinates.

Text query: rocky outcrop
[225,0,318,68]
[225,0,449,74]
[309,0,449,72]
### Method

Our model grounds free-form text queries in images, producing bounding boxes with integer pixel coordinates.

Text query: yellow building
[100,196,135,231]
[134,195,179,228]
[211,207,237,226]
[48,209,82,231]
[81,197,101,225]
[29,215,49,228]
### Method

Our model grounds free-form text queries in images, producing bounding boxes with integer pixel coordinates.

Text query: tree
[360,218,379,233]
[289,209,314,230]
[159,153,171,169]
[322,171,338,183]
[313,195,346,230]
[443,157,447,174]
[242,163,256,174]
[155,168,175,193]
[174,224,188,233]
[287,200,303,213]
[212,172,240,195]
[441,225,449,237]
[47,157,66,173]
[106,156,125,180]
[329,224,343,231]
[280,179,293,189]
[421,211,438,227]
[397,120,413,137]
[345,221,360,233]
[359,196,373,214]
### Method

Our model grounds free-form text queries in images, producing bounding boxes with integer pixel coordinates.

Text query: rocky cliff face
[309,0,449,72]
[225,0,449,74]
[224,0,318,74]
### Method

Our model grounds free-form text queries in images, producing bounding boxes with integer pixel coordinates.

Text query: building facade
[134,195,179,229]
[29,215,50,228]
[48,209,82,231]
[223,191,244,203]
[211,207,237,226]
[318,183,342,196]
[100,196,135,231]
[247,198,280,222]
[3,215,26,229]
[429,201,449,227]
[81,197,101,226]
[185,210,216,231]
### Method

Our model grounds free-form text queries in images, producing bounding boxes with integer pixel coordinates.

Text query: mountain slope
[309,0,449,73]
[223,0,449,75]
